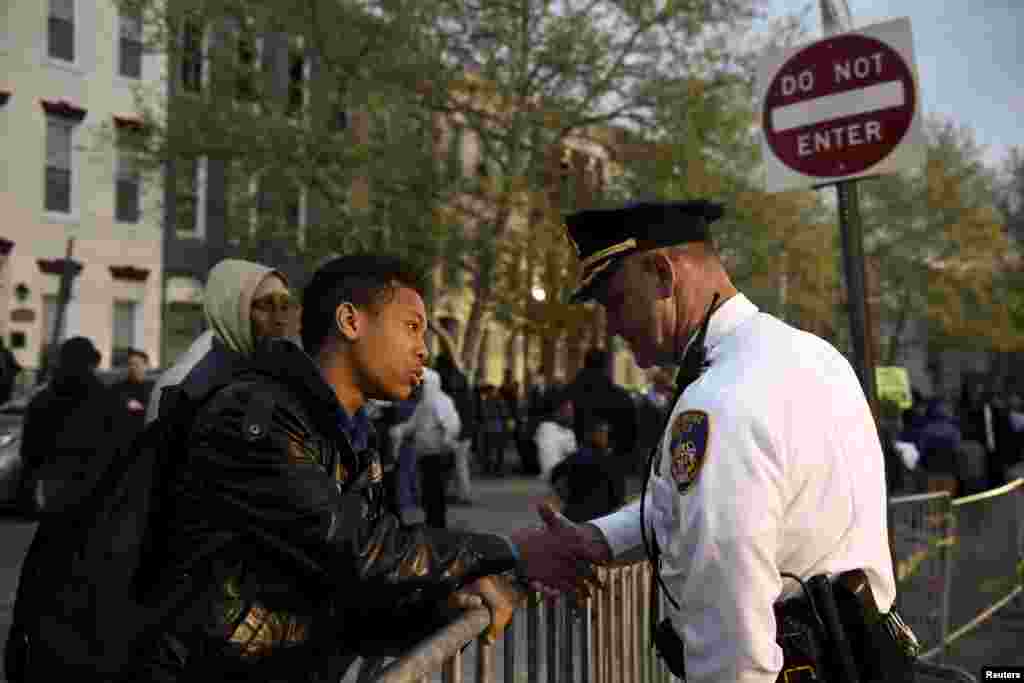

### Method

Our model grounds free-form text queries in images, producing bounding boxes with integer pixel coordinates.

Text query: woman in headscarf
[146,259,296,423]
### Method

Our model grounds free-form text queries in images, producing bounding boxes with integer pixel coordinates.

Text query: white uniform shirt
[592,293,895,683]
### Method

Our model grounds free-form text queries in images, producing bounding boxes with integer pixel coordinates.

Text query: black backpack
[4,383,227,682]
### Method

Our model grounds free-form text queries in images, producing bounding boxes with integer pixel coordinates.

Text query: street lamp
[531,285,547,302]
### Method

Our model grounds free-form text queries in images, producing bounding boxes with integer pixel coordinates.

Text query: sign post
[823,2,875,414]
[756,8,924,410]
[836,180,875,409]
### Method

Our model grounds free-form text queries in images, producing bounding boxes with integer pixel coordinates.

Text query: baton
[807,575,860,683]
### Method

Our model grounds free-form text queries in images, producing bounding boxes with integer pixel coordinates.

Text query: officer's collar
[702,292,758,353]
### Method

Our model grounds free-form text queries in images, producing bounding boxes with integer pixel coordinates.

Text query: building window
[42,294,59,347]
[287,41,307,118]
[48,0,75,63]
[176,157,206,238]
[236,31,259,102]
[119,8,143,78]
[284,183,302,228]
[45,118,73,214]
[180,17,204,93]
[112,300,139,367]
[115,133,140,223]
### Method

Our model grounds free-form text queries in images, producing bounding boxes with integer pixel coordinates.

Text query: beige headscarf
[204,259,289,357]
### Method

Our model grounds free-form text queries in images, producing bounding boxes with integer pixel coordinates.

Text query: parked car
[0,368,162,511]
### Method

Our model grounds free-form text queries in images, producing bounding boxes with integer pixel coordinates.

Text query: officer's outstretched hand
[510,502,613,596]
[449,575,526,644]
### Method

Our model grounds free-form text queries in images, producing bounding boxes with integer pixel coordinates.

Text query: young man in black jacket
[143,255,528,682]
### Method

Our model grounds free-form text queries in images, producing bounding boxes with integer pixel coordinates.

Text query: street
[0,472,1022,681]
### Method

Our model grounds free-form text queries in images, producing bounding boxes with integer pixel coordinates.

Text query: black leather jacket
[145,339,516,681]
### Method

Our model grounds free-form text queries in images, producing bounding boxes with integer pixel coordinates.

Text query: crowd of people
[879,385,1024,498]
[371,344,644,529]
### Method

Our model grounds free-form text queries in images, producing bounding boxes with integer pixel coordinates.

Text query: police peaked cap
[564,200,725,303]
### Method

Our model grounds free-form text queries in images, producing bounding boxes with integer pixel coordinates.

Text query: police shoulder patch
[668,410,711,495]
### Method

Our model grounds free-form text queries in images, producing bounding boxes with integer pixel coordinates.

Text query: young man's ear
[335,302,362,341]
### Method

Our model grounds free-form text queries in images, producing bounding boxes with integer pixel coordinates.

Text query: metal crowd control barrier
[889,478,1024,662]
[888,490,955,656]
[369,561,669,683]
[367,479,1024,683]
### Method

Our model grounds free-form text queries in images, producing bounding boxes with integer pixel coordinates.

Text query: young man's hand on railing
[449,575,527,644]
[509,501,613,596]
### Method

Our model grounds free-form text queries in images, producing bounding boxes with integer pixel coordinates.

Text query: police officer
[511,201,910,683]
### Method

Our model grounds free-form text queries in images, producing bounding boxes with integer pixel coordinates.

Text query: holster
[652,570,920,683]
[776,570,920,683]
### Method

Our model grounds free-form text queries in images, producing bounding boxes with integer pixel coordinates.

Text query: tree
[858,117,1021,360]
[613,11,841,342]
[997,146,1024,243]
[425,0,764,375]
[117,0,462,282]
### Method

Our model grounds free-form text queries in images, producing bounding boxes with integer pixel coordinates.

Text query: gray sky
[759,0,1024,170]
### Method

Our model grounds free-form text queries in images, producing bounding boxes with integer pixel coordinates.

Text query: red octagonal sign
[763,32,916,178]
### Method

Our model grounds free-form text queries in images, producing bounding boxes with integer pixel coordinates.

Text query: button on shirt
[592,293,896,683]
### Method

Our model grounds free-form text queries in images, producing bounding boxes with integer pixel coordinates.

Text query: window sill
[174,231,205,241]
[45,58,85,76]
[43,211,80,225]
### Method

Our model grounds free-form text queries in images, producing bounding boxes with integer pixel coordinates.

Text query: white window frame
[175,156,207,239]
[248,173,261,237]
[293,185,309,248]
[43,115,79,222]
[46,0,77,68]
[116,6,144,80]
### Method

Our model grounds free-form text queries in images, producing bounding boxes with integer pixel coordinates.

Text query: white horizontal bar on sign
[771,80,905,132]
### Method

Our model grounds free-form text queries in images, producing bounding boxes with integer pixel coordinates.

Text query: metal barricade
[369,479,1023,682]
[888,490,955,656]
[889,478,1024,663]
[367,563,661,683]
[926,478,1024,660]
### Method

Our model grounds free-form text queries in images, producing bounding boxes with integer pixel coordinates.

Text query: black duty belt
[652,568,921,683]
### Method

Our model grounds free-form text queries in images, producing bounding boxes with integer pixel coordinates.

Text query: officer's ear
[335,302,363,342]
[649,252,675,300]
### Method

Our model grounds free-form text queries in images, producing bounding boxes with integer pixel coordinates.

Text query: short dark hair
[301,253,427,356]
[127,349,149,363]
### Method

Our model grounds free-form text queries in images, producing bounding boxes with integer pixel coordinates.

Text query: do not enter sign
[757,17,924,192]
